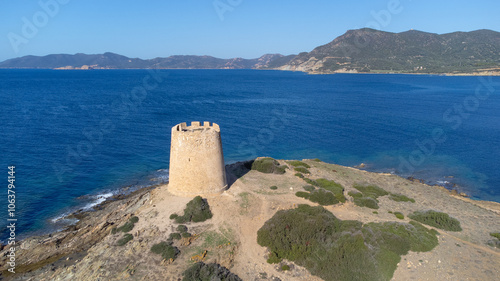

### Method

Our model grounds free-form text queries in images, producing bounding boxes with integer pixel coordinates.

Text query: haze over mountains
[1,28,499,74]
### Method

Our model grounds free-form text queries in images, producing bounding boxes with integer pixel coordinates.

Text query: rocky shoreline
[1,160,499,281]
[0,184,156,280]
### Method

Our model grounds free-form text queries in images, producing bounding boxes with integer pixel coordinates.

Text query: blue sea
[1,69,499,242]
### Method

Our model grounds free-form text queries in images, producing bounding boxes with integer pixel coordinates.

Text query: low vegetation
[294,167,310,174]
[394,212,405,220]
[168,232,182,241]
[177,225,188,233]
[182,262,242,281]
[488,232,500,248]
[354,197,380,209]
[111,216,139,234]
[288,160,311,168]
[295,189,338,206]
[116,233,133,246]
[303,178,346,203]
[353,184,389,198]
[389,193,415,203]
[295,172,305,178]
[151,241,180,261]
[270,185,278,190]
[257,204,438,281]
[171,196,213,223]
[249,158,286,174]
[351,184,390,209]
[303,185,315,192]
[490,232,500,240]
[408,210,462,231]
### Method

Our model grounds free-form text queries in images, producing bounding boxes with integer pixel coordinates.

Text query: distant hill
[0,52,292,70]
[1,28,499,74]
[278,28,500,74]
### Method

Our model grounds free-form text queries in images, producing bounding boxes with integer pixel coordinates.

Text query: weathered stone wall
[168,121,227,197]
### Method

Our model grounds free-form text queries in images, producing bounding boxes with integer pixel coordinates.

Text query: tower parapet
[168,121,227,197]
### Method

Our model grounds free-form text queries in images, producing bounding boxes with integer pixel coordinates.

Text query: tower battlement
[168,121,227,197]
[175,121,220,132]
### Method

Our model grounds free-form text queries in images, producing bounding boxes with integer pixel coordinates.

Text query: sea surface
[1,69,499,242]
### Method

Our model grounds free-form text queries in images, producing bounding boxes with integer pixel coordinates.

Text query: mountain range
[1,28,499,74]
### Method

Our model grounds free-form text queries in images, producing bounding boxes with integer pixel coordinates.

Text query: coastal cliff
[1,159,499,280]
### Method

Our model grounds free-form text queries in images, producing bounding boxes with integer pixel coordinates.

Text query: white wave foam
[50,192,115,223]
[82,192,114,211]
[436,180,450,185]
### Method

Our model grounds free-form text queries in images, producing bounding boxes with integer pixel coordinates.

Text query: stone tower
[168,121,227,197]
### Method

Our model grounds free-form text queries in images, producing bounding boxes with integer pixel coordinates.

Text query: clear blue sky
[1,0,499,61]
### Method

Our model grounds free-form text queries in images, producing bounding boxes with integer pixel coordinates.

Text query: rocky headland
[1,159,499,281]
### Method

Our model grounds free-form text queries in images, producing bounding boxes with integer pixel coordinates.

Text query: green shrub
[409,210,462,231]
[394,212,404,220]
[307,178,345,203]
[364,221,439,253]
[288,161,311,168]
[295,173,304,178]
[281,264,290,271]
[118,221,135,232]
[169,232,182,240]
[151,241,180,261]
[175,196,213,223]
[348,191,363,198]
[487,240,500,248]
[275,166,286,174]
[303,185,315,192]
[114,216,141,233]
[296,189,338,206]
[354,197,380,209]
[490,232,500,240]
[267,251,282,264]
[312,158,322,162]
[177,225,188,233]
[304,178,316,185]
[270,186,278,190]
[182,262,242,281]
[308,189,338,205]
[117,233,133,246]
[389,193,415,203]
[295,191,310,199]
[373,211,379,214]
[169,213,178,220]
[182,232,192,238]
[251,158,286,174]
[257,205,438,281]
[353,184,389,198]
[294,167,310,174]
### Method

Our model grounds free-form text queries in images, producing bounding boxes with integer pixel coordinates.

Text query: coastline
[1,159,500,279]
[4,160,499,245]
[1,159,499,280]
[1,67,500,76]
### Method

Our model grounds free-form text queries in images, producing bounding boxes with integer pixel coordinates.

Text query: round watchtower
[168,121,227,197]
